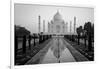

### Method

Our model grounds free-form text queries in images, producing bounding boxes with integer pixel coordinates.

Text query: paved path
[40,38,76,64]
[63,38,88,61]
[25,37,88,65]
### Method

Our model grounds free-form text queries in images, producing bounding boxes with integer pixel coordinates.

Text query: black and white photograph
[14,3,94,65]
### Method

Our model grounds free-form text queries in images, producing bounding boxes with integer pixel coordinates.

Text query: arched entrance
[56,25,60,33]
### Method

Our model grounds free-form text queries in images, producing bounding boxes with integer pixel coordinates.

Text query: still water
[40,37,76,64]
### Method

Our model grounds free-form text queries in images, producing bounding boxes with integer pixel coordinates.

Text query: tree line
[76,21,94,51]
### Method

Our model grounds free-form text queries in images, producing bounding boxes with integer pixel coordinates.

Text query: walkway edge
[63,39,89,62]
[25,39,53,65]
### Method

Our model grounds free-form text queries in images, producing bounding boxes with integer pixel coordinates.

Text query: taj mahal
[38,11,76,35]
[48,11,67,35]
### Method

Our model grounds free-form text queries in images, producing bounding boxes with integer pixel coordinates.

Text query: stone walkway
[40,38,76,64]
[63,39,88,61]
[25,37,88,65]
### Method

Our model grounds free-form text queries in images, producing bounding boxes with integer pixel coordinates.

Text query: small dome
[53,11,62,21]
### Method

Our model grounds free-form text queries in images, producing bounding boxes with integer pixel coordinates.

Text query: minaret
[48,22,50,33]
[70,21,72,35]
[66,22,68,33]
[74,16,76,34]
[43,20,45,33]
[38,15,41,33]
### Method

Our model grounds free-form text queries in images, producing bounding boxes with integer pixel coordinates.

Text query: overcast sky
[14,3,94,34]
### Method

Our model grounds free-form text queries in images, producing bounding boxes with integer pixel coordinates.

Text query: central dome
[53,11,62,21]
